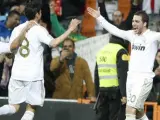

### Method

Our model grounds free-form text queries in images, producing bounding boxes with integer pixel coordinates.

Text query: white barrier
[75,34,110,80]
[0,97,77,103]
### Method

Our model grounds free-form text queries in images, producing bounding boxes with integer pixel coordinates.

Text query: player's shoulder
[145,29,160,38]
[31,25,48,33]
[32,24,46,31]
[13,21,28,32]
[145,29,157,34]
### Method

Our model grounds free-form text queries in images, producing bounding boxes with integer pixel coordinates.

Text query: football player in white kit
[87,7,160,120]
[0,1,80,120]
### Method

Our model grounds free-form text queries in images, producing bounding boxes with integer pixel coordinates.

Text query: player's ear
[143,22,147,27]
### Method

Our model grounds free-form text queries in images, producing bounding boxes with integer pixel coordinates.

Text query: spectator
[57,0,85,29]
[0,10,20,42]
[49,1,86,43]
[19,1,27,24]
[156,20,160,32]
[50,38,95,100]
[146,50,160,119]
[94,37,129,120]
[9,1,27,24]
[10,1,20,12]
[0,10,20,96]
[147,50,160,102]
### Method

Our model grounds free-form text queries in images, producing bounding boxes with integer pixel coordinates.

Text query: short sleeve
[37,26,54,45]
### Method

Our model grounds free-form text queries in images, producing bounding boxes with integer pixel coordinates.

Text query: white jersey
[9,21,54,81]
[97,16,160,75]
[0,42,10,54]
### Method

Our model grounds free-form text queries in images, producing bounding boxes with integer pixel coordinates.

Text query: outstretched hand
[68,19,81,32]
[87,7,100,18]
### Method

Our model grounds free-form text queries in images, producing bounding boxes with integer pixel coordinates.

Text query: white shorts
[126,73,153,111]
[8,78,45,107]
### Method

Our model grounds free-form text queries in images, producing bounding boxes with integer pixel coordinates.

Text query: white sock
[137,114,149,120]
[21,111,34,120]
[126,114,136,120]
[0,105,16,115]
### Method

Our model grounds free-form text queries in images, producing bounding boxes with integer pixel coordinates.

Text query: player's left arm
[10,28,26,52]
[10,21,36,52]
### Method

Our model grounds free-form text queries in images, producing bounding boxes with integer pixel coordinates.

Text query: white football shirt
[9,21,54,81]
[97,16,160,75]
[0,42,10,54]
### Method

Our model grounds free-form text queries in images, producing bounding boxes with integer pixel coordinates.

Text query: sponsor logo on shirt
[132,44,145,51]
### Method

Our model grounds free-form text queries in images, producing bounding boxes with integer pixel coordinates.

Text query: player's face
[156,52,160,65]
[132,15,146,34]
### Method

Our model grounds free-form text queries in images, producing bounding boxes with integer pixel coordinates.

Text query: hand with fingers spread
[87,7,100,18]
[68,19,81,32]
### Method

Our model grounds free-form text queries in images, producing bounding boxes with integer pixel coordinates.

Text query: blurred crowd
[0,0,160,107]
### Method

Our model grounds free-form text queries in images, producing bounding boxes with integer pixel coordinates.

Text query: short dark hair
[62,38,75,48]
[9,1,20,8]
[134,11,149,28]
[41,3,51,32]
[8,10,20,18]
[25,1,42,20]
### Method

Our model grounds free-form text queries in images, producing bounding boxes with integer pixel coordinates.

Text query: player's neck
[138,27,148,35]
[32,18,39,24]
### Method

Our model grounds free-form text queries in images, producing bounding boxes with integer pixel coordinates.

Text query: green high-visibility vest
[96,43,124,88]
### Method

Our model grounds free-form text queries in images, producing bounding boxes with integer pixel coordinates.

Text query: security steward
[94,38,129,120]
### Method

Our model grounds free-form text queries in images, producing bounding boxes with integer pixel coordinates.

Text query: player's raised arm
[87,7,131,41]
[49,19,81,48]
